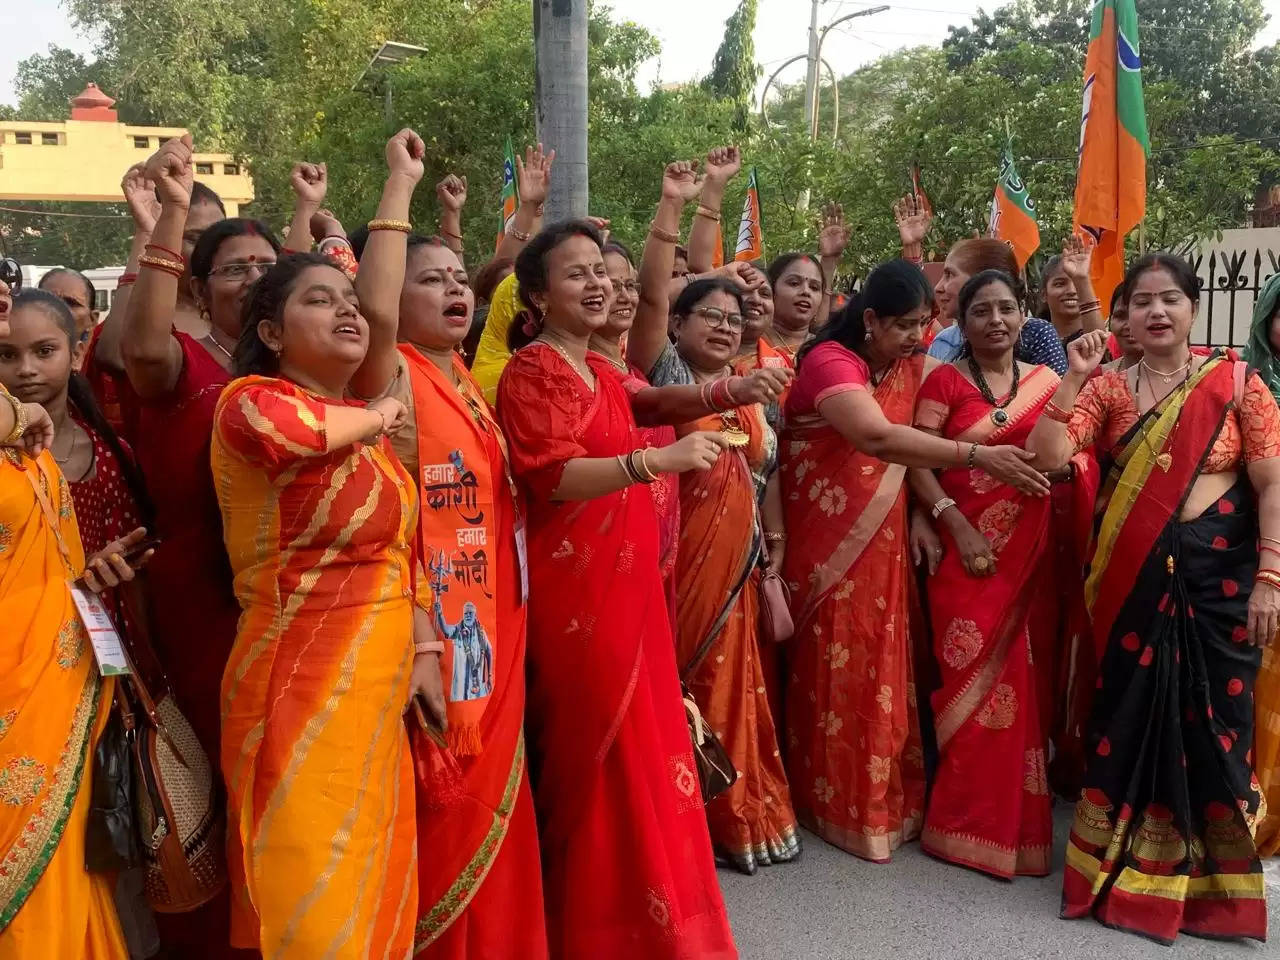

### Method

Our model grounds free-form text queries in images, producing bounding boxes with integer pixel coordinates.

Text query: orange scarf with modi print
[403,345,511,757]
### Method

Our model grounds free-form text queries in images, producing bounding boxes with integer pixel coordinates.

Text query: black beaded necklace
[967,355,1021,427]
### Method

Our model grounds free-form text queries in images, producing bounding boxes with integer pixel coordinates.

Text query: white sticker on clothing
[514,519,529,605]
[69,583,132,676]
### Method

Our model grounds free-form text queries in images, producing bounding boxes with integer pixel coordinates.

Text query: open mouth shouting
[442,300,471,328]
[333,320,364,342]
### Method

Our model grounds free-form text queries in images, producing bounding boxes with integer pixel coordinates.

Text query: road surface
[720,808,1278,959]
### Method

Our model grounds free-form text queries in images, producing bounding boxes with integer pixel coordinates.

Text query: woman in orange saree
[212,254,435,958]
[0,393,126,959]
[780,260,1051,863]
[909,270,1059,878]
[349,131,547,960]
[497,221,736,959]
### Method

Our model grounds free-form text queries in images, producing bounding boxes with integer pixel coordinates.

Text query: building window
[95,289,110,312]
[223,163,239,176]
[14,132,32,145]
[133,136,150,149]
[41,133,59,145]
[195,162,214,175]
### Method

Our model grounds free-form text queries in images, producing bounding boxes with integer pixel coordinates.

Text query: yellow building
[0,84,253,215]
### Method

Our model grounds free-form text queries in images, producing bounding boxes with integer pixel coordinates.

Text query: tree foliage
[2,0,1275,283]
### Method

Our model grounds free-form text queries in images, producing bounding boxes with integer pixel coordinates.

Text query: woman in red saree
[909,270,1061,878]
[1029,254,1280,944]
[497,221,736,958]
[781,260,1050,863]
[349,130,547,959]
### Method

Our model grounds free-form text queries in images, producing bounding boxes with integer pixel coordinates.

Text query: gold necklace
[1137,364,1190,472]
[1139,355,1190,385]
[205,332,234,362]
[536,335,594,387]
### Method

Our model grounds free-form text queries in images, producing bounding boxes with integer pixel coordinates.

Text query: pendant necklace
[1138,363,1191,473]
[968,355,1020,427]
[1140,356,1190,387]
[205,332,234,363]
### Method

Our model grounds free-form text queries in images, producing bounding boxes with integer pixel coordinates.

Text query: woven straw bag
[118,582,227,913]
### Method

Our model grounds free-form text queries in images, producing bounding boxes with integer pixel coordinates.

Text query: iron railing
[1190,245,1279,348]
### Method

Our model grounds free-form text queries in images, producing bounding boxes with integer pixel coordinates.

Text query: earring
[199,301,211,324]
[864,330,872,342]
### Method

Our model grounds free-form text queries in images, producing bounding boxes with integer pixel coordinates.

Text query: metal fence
[1190,228,1280,348]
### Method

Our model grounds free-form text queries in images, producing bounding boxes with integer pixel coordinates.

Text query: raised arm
[1060,234,1106,334]
[1025,331,1109,469]
[816,202,850,329]
[95,164,161,373]
[121,136,194,399]
[629,161,704,376]
[282,163,328,253]
[893,193,932,265]
[495,144,553,262]
[435,174,467,266]
[686,146,740,273]
[350,129,426,399]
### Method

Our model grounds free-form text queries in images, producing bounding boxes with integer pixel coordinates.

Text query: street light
[353,41,429,127]
[809,5,890,140]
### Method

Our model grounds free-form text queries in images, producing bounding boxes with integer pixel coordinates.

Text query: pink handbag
[758,532,794,644]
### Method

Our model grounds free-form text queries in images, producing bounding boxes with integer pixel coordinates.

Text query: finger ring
[972,556,990,572]
[933,547,943,556]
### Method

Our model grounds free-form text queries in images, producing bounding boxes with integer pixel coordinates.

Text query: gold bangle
[368,218,412,233]
[763,532,787,543]
[649,223,680,245]
[695,206,721,223]
[509,227,532,242]
[137,254,185,278]
[440,228,463,242]
[1,389,27,446]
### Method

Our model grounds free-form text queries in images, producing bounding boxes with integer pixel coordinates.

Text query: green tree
[703,0,760,131]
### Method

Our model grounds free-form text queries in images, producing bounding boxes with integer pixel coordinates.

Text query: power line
[0,203,129,220]
[915,135,1280,171]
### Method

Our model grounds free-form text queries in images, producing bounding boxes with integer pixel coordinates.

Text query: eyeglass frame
[690,305,746,333]
[208,260,277,282]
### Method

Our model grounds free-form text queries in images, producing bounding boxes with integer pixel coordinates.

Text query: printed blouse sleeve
[914,364,955,431]
[1018,320,1068,376]
[214,379,330,470]
[1239,373,1280,463]
[496,349,591,500]
[1065,373,1111,453]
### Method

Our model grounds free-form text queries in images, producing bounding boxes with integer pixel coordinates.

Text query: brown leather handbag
[757,529,794,645]
[682,686,737,804]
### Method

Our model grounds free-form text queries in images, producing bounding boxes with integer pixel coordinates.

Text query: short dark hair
[472,257,515,304]
[38,267,96,310]
[767,252,822,290]
[1124,253,1199,303]
[233,252,334,377]
[191,181,226,214]
[508,220,605,351]
[671,277,744,319]
[602,240,634,267]
[190,218,280,283]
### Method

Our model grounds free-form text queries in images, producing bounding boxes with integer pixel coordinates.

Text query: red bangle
[116,272,138,287]
[1042,400,1072,424]
[144,242,184,263]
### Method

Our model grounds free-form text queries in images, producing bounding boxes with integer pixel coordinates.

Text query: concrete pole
[534,0,589,221]
[797,0,821,212]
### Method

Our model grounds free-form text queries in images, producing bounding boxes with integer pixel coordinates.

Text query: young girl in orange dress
[349,130,547,959]
[212,253,438,958]
[497,220,737,959]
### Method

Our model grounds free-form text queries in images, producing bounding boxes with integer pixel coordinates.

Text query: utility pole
[534,0,589,221]
[798,0,821,212]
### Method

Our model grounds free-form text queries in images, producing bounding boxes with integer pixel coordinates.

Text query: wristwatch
[931,497,957,520]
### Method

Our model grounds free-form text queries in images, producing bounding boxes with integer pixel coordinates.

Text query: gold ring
[973,556,990,572]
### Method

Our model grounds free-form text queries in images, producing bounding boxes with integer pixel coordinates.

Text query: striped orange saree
[913,363,1058,878]
[674,398,799,874]
[212,377,418,958]
[1258,645,1280,856]
[781,342,927,862]
[0,447,126,959]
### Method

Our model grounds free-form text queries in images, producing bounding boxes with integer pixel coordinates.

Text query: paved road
[720,808,1279,959]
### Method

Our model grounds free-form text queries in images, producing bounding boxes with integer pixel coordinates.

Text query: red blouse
[66,413,142,556]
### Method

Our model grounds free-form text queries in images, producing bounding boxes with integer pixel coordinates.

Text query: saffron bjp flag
[496,136,518,252]
[734,167,764,262]
[988,138,1040,269]
[1073,0,1149,311]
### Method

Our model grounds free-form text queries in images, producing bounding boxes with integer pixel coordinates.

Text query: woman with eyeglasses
[119,134,282,959]
[37,268,97,364]
[622,158,799,875]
